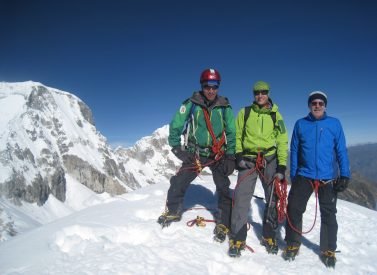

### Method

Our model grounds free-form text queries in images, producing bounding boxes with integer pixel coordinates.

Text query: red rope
[186,216,216,227]
[174,107,227,176]
[184,206,217,227]
[285,180,321,234]
[245,244,255,253]
[183,208,256,254]
[202,107,226,161]
[185,214,255,254]
[274,177,288,224]
[232,152,266,207]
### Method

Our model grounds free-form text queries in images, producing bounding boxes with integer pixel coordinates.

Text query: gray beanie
[308,91,327,106]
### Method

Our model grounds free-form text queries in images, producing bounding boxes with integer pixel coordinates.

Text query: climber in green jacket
[158,68,236,244]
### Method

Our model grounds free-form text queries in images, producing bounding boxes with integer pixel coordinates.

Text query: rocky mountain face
[114,125,180,189]
[0,82,181,240]
[0,82,127,206]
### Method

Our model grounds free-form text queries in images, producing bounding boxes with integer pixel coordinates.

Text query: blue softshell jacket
[290,112,350,180]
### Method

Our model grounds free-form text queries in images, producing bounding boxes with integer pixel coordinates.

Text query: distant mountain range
[338,172,377,210]
[348,143,377,182]
[339,143,377,210]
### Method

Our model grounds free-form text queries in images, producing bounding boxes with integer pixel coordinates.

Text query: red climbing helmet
[200,68,221,84]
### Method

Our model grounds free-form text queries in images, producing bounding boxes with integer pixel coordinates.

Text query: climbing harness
[201,107,226,161]
[232,151,267,207]
[175,104,227,176]
[175,154,219,176]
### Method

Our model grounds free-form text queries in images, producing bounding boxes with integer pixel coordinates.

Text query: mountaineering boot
[260,237,279,254]
[320,251,336,268]
[282,245,300,261]
[157,211,181,228]
[213,224,229,243]
[228,239,245,257]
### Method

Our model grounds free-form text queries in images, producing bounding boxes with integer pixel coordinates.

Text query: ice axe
[266,175,283,229]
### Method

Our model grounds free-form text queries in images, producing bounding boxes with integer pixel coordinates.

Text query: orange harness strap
[202,107,226,161]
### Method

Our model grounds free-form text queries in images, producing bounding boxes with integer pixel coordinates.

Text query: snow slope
[0,175,376,275]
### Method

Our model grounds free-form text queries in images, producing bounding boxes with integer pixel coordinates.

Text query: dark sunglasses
[311,101,325,107]
[203,85,219,90]
[254,90,269,96]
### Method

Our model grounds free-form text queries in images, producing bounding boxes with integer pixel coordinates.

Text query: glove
[171,146,194,163]
[333,176,350,192]
[274,165,286,180]
[223,154,235,176]
[235,153,254,170]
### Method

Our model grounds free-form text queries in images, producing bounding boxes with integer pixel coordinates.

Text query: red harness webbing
[202,107,226,161]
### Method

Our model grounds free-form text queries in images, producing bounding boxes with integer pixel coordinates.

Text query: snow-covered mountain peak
[0,82,106,182]
[1,81,43,95]
[0,82,180,241]
[115,124,180,188]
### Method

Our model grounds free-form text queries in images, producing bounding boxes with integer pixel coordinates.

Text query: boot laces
[263,237,276,246]
[215,224,229,234]
[322,250,336,258]
[230,240,245,249]
[285,246,299,252]
[160,211,180,221]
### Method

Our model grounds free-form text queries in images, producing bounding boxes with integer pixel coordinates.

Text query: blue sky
[1,0,376,147]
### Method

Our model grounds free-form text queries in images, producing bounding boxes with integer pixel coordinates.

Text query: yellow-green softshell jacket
[235,101,288,166]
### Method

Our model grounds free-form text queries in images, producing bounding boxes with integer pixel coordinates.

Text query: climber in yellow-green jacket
[228,81,288,257]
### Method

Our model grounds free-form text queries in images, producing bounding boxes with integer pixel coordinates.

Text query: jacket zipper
[315,121,318,179]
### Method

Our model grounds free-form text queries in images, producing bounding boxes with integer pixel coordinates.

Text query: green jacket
[169,91,236,156]
[235,100,288,166]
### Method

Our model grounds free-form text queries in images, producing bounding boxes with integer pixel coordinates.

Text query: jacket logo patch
[180,105,186,114]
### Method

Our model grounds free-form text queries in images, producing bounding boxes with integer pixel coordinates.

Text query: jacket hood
[190,91,230,108]
[251,98,279,113]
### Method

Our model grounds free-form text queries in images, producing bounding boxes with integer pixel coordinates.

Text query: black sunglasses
[203,85,219,90]
[254,90,269,96]
[311,101,325,107]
